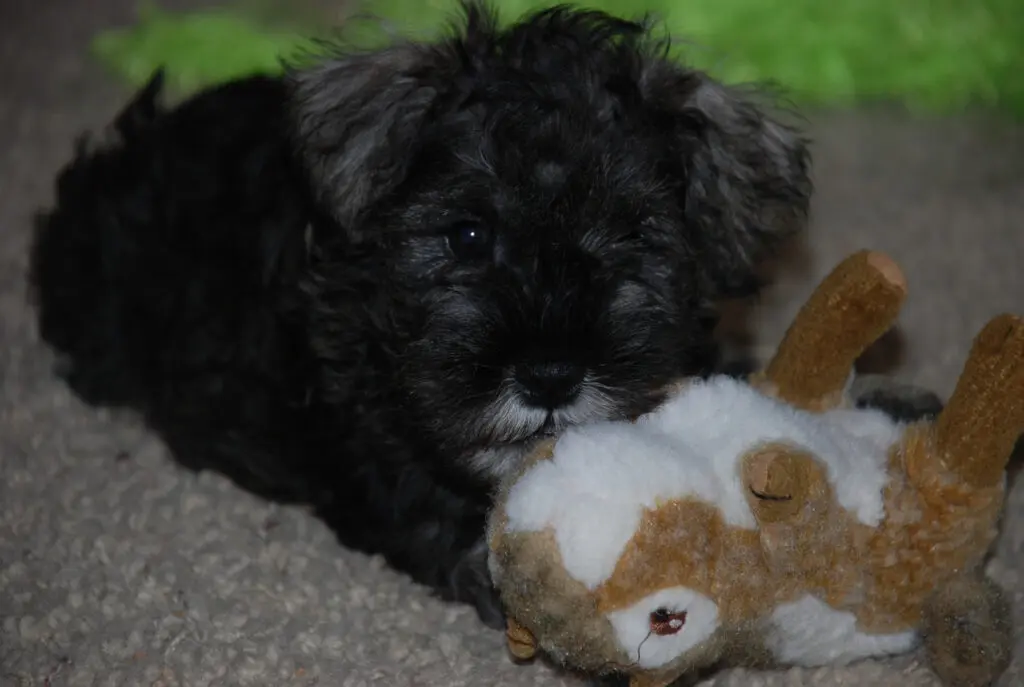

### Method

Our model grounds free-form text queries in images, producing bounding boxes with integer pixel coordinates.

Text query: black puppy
[28,2,938,627]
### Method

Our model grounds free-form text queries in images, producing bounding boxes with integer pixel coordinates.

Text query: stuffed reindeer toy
[487,250,1020,687]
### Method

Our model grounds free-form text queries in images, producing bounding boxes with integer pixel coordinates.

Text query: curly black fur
[31,2,860,627]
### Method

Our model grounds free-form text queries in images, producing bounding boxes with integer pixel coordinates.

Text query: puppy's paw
[850,374,944,423]
[449,537,506,630]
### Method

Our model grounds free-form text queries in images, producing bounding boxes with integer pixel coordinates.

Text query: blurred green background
[92,0,1024,119]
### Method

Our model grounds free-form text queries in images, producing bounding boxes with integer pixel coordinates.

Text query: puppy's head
[289,2,811,477]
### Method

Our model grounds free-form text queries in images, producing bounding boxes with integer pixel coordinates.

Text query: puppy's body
[33,72,500,613]
[33,4,937,627]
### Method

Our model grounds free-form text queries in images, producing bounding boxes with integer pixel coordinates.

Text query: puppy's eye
[649,608,687,636]
[444,221,494,261]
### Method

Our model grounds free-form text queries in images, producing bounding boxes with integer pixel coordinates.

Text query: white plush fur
[501,376,901,590]
[766,595,919,666]
[503,420,726,588]
[605,586,720,669]
[638,377,900,527]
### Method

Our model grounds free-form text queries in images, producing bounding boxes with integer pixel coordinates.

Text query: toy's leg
[505,618,537,660]
[934,314,1024,488]
[922,574,1012,687]
[756,250,907,411]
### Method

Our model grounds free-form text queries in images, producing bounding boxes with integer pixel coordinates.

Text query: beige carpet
[1,2,1023,685]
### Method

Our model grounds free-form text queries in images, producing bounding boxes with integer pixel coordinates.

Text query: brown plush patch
[628,674,666,687]
[522,437,558,468]
[493,528,629,673]
[849,315,1022,632]
[628,671,682,687]
[587,500,786,686]
[486,509,508,567]
[855,424,1005,633]
[596,500,751,622]
[922,574,1013,687]
[741,445,867,610]
[594,497,809,629]
[654,378,696,401]
[487,438,558,569]
[487,446,622,671]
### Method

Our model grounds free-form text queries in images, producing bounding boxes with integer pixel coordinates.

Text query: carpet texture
[2,2,1023,686]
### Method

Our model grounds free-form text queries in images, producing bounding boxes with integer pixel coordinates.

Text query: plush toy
[487,250,1020,687]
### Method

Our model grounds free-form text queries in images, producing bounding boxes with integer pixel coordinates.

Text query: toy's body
[488,252,1019,687]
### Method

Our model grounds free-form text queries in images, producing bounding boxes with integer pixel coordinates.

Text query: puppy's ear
[642,65,812,296]
[286,45,445,227]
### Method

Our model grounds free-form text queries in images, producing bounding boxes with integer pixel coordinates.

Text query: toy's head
[487,429,738,681]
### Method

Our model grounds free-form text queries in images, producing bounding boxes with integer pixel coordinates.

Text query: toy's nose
[515,361,586,409]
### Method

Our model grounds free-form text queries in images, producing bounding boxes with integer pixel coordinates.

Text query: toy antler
[754,250,907,411]
[932,314,1024,488]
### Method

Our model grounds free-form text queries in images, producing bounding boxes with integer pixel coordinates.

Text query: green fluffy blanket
[92,1,1024,118]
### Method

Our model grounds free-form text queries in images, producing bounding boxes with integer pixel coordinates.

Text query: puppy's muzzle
[515,361,586,409]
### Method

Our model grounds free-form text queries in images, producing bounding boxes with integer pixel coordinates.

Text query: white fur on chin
[468,377,619,479]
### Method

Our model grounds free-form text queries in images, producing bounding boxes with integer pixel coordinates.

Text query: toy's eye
[608,588,716,668]
[649,608,687,636]
[444,221,494,261]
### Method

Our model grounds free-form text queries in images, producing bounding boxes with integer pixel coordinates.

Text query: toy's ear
[741,444,829,569]
[742,444,817,524]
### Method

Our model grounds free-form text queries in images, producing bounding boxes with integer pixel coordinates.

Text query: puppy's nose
[515,362,586,409]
